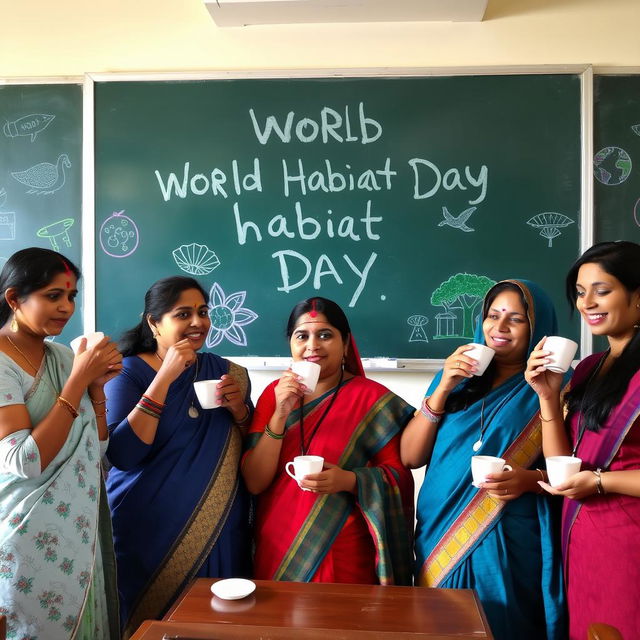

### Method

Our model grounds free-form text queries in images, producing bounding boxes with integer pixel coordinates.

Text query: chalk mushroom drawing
[593,146,632,185]
[99,211,139,258]
[438,206,477,232]
[407,315,429,342]
[206,283,258,348]
[36,218,74,251]
[526,212,575,248]
[3,114,55,142]
[11,153,71,194]
[172,243,220,275]
[431,273,495,340]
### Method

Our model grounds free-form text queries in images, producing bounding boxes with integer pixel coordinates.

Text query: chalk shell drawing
[11,153,71,194]
[100,211,139,258]
[206,283,258,348]
[172,243,220,275]
[438,206,477,232]
[36,218,74,251]
[407,315,429,342]
[526,212,574,247]
[3,114,55,142]
[593,147,632,185]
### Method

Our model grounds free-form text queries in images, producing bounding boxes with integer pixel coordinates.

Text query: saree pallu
[562,354,640,640]
[0,342,118,640]
[105,354,252,639]
[247,375,414,585]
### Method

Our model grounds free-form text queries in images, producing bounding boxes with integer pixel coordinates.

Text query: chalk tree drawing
[99,211,139,258]
[438,206,477,232]
[431,273,496,339]
[407,315,429,342]
[632,124,640,136]
[593,146,632,185]
[36,218,74,251]
[206,283,258,348]
[526,212,575,247]
[172,243,220,275]
[3,114,55,142]
[11,153,71,194]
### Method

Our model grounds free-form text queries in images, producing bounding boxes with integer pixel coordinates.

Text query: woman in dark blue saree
[105,276,253,639]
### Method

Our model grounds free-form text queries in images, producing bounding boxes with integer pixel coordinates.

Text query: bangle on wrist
[57,395,79,419]
[264,424,285,440]
[539,412,559,422]
[535,468,546,493]
[420,396,444,424]
[592,468,605,495]
[233,403,251,426]
[89,397,106,405]
[94,410,107,418]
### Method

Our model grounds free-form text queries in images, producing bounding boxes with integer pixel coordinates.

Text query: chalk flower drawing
[172,243,220,275]
[206,283,258,348]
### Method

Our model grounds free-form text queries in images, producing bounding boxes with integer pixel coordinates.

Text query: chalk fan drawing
[172,243,220,275]
[99,211,139,258]
[438,206,477,232]
[206,283,258,348]
[593,146,632,185]
[431,273,496,340]
[407,315,429,342]
[3,114,55,142]
[36,218,74,251]
[527,212,574,247]
[11,153,71,194]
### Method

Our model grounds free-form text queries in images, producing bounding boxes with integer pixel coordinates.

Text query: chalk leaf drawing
[172,243,220,275]
[407,315,429,343]
[206,283,258,348]
[593,146,632,185]
[3,114,55,142]
[431,273,496,340]
[11,153,71,195]
[438,206,477,232]
[36,218,74,251]
[527,212,574,248]
[99,211,139,258]
[631,124,640,136]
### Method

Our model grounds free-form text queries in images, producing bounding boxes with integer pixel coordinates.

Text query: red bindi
[309,299,318,318]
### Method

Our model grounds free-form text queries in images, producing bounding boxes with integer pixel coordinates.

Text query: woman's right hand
[71,335,122,386]
[155,338,197,383]
[273,369,306,418]
[437,345,478,393]
[525,337,564,399]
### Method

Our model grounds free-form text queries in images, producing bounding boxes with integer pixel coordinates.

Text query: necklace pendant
[188,405,199,419]
[472,439,483,452]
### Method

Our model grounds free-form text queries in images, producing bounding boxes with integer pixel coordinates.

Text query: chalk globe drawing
[634,198,640,228]
[206,283,258,348]
[526,212,574,248]
[593,147,632,185]
[100,211,139,258]
[172,243,220,275]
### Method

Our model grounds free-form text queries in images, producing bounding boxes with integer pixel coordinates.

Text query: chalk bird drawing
[438,206,477,232]
[36,218,74,251]
[11,153,71,194]
[526,212,574,247]
[172,243,220,275]
[3,114,55,142]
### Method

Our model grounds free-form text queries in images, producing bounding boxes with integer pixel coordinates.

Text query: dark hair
[286,297,351,342]
[0,247,81,326]
[564,241,640,431]
[119,276,209,357]
[445,282,529,413]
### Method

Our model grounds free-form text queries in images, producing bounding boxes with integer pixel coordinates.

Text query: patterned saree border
[419,411,543,587]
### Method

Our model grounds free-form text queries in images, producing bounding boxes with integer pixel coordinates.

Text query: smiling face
[575,262,640,343]
[482,289,530,365]
[150,288,211,355]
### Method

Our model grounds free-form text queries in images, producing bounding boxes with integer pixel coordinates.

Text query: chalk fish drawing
[206,283,258,348]
[172,243,220,275]
[3,114,55,142]
[36,218,74,251]
[438,206,477,232]
[11,153,71,194]
[407,315,429,342]
[526,212,574,247]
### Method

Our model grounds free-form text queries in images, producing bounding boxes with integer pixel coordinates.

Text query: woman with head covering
[242,296,414,585]
[402,280,567,640]
[0,247,121,640]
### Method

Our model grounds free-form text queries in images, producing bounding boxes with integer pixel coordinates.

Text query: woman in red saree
[526,241,640,639]
[242,297,414,584]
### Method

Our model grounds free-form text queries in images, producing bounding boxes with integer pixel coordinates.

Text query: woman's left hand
[217,374,247,421]
[537,471,598,500]
[300,462,357,495]
[481,465,535,501]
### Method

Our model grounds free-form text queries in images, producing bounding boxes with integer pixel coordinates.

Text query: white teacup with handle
[285,455,324,491]
[546,456,582,487]
[471,455,513,487]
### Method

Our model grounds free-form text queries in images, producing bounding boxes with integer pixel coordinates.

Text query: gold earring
[10,313,18,333]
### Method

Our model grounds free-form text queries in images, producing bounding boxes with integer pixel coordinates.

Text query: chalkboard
[93,73,582,358]
[594,74,640,243]
[0,82,83,343]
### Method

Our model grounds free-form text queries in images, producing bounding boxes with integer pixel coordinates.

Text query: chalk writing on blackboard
[172,243,220,275]
[593,146,632,185]
[438,206,477,232]
[3,114,55,142]
[11,153,71,195]
[100,211,139,258]
[407,315,429,343]
[36,218,74,251]
[206,283,258,348]
[526,212,575,248]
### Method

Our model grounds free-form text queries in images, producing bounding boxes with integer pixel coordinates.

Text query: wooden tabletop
[149,578,493,639]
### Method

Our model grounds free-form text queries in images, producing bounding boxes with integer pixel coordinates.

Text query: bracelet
[233,403,251,426]
[539,412,560,423]
[94,410,107,418]
[420,397,444,424]
[264,424,285,440]
[135,402,162,420]
[142,394,164,409]
[57,395,79,419]
[592,468,605,495]
[89,396,107,405]
[535,468,546,493]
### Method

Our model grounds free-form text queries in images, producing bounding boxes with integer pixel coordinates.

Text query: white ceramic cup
[285,455,324,490]
[193,379,223,409]
[290,360,321,394]
[464,343,496,376]
[546,455,582,487]
[70,331,105,354]
[471,455,513,487]
[544,336,579,373]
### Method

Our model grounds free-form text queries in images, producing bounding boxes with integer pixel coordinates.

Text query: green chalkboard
[0,82,83,343]
[594,74,640,243]
[94,73,582,358]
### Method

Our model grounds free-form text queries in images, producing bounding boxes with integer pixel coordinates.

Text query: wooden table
[128,578,493,639]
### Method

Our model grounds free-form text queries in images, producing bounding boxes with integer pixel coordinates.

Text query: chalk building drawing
[11,153,71,194]
[206,283,258,348]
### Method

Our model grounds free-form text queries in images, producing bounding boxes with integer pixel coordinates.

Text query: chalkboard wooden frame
[85,66,594,370]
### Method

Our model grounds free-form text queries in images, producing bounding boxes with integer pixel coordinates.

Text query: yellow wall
[1,0,639,77]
